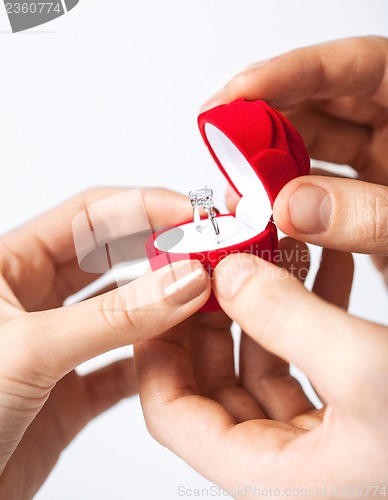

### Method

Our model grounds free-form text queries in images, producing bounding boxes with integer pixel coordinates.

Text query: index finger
[5,187,190,265]
[202,36,388,110]
[1,188,192,308]
[213,253,387,416]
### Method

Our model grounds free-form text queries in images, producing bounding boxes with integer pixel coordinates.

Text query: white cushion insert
[155,215,257,253]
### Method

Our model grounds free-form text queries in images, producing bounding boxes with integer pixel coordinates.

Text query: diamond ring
[189,186,220,244]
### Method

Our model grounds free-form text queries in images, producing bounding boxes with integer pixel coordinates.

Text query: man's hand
[204,36,388,283]
[135,245,388,496]
[134,38,388,496]
[135,230,388,497]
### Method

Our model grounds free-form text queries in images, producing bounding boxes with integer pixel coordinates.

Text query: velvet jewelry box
[146,99,310,311]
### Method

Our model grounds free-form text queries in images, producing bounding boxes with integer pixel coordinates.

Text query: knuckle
[74,187,126,208]
[0,374,52,413]
[143,409,166,444]
[0,317,56,408]
[227,71,253,99]
[239,266,301,344]
[145,420,160,443]
[99,287,148,341]
[358,186,388,249]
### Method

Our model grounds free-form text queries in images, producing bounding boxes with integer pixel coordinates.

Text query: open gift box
[146,99,310,311]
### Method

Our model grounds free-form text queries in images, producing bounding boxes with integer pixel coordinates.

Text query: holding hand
[206,36,388,282]
[136,245,387,496]
[136,36,388,498]
[0,188,211,498]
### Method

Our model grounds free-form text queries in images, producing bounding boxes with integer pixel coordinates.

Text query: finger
[39,358,137,448]
[135,332,240,483]
[284,106,372,177]
[0,277,24,321]
[310,167,353,178]
[213,253,387,413]
[7,188,190,264]
[313,249,354,310]
[185,312,265,422]
[239,238,314,421]
[225,169,346,215]
[0,260,210,385]
[315,96,388,128]
[82,358,137,419]
[273,176,388,255]
[285,106,388,185]
[0,259,210,471]
[2,188,192,310]
[1,188,126,310]
[309,248,354,406]
[240,333,316,420]
[274,237,310,282]
[135,324,305,488]
[201,36,388,110]
[288,407,326,431]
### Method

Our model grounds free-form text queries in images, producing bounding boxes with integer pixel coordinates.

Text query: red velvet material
[198,99,310,202]
[146,100,310,312]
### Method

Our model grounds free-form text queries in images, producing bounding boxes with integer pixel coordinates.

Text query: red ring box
[146,99,310,311]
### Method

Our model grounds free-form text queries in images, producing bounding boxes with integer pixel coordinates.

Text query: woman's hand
[0,188,211,499]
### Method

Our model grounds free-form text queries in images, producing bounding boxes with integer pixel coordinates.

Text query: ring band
[189,187,220,244]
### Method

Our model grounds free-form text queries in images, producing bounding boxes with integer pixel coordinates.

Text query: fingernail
[215,255,258,301]
[289,185,332,234]
[163,261,208,305]
[200,89,226,113]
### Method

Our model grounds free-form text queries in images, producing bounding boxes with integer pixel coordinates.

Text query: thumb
[213,253,385,412]
[273,176,388,255]
[1,260,210,384]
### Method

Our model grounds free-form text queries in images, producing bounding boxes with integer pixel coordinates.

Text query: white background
[0,1,387,499]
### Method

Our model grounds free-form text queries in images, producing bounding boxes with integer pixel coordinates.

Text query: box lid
[198,99,310,207]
